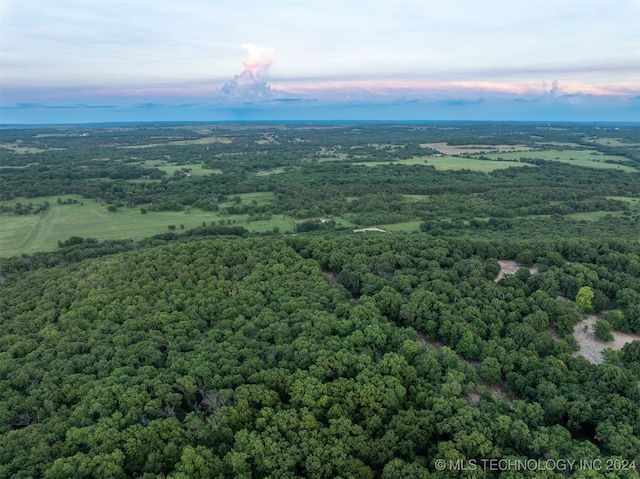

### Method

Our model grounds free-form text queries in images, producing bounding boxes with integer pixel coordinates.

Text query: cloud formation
[549,80,564,98]
[221,44,275,102]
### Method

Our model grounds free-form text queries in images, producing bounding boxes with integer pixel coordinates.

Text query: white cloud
[1,0,638,96]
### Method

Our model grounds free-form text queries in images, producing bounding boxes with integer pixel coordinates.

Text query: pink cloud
[272,79,638,102]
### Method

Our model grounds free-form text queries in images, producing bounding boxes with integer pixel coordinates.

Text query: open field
[0,199,219,256]
[246,216,356,233]
[256,167,287,176]
[607,196,640,206]
[137,161,223,176]
[481,149,639,171]
[421,142,532,155]
[120,136,233,148]
[0,193,277,256]
[567,211,626,221]
[401,194,430,201]
[316,152,350,162]
[533,141,583,148]
[0,143,65,154]
[157,164,222,176]
[573,313,640,365]
[2,186,637,256]
[231,192,276,205]
[378,220,423,232]
[354,155,530,172]
[585,138,640,148]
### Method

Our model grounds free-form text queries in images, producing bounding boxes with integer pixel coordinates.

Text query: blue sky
[1,0,639,123]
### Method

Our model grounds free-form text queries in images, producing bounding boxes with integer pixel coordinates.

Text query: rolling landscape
[2,0,639,477]
[1,122,640,478]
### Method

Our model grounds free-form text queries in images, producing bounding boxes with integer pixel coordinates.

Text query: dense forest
[1,122,639,477]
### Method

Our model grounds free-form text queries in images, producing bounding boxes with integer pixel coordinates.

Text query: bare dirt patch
[467,392,481,405]
[415,333,513,406]
[421,142,532,155]
[573,313,640,364]
[469,382,515,407]
[416,331,445,350]
[494,260,539,283]
[323,270,338,286]
[353,227,386,233]
[1,143,64,154]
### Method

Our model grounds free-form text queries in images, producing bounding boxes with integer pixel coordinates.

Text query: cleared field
[121,136,232,148]
[256,167,286,176]
[481,150,639,172]
[586,138,640,148]
[0,143,65,154]
[0,215,41,256]
[243,216,296,233]
[316,153,350,162]
[607,196,640,208]
[567,211,626,221]
[573,313,640,365]
[245,216,356,233]
[534,142,583,148]
[0,192,277,257]
[402,194,430,201]
[378,220,423,232]
[137,161,223,176]
[354,156,530,172]
[0,199,218,256]
[421,142,531,155]
[231,192,276,205]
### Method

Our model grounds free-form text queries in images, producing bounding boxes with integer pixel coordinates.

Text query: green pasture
[607,196,640,208]
[534,141,583,148]
[0,198,214,256]
[378,220,423,232]
[0,191,333,256]
[588,138,640,148]
[566,211,626,221]
[156,163,222,176]
[1,192,276,257]
[134,160,222,176]
[316,152,350,162]
[481,150,639,172]
[256,167,286,176]
[402,194,430,202]
[230,192,276,205]
[244,216,356,233]
[354,156,530,172]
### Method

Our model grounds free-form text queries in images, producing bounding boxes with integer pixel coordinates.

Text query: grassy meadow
[354,155,531,172]
[0,193,292,257]
[3,191,638,257]
[481,149,639,172]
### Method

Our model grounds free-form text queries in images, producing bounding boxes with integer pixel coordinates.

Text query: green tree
[516,249,536,266]
[484,258,501,280]
[594,319,614,342]
[477,357,502,385]
[576,286,595,313]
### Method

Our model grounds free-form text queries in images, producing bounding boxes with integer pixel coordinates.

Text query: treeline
[0,200,50,215]
[0,226,249,276]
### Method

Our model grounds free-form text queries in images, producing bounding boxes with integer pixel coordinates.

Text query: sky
[1,0,639,124]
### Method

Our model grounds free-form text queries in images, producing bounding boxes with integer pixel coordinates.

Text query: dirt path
[22,206,52,252]
[323,270,338,286]
[494,260,539,282]
[573,313,640,364]
[417,328,515,406]
[420,142,531,155]
[353,227,386,233]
